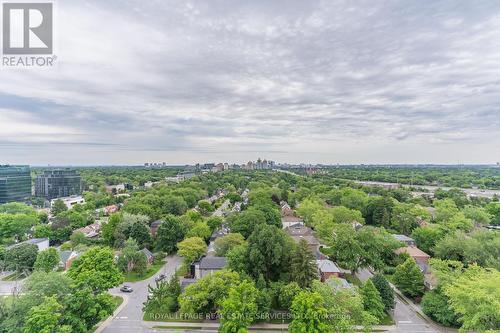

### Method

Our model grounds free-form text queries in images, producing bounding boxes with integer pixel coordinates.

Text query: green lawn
[123,262,164,282]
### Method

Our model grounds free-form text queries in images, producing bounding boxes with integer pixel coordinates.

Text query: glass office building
[35,169,82,199]
[0,165,32,204]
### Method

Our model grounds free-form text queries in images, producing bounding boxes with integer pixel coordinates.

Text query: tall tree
[393,258,424,298]
[289,291,331,333]
[51,199,68,216]
[67,246,123,294]
[219,280,258,333]
[370,274,394,312]
[34,248,59,273]
[361,280,385,321]
[155,215,185,253]
[177,237,207,265]
[290,239,318,288]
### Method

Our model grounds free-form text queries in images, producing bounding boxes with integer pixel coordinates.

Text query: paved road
[101,255,183,333]
[357,269,452,333]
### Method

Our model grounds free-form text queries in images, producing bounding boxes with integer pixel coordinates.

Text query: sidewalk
[144,320,395,331]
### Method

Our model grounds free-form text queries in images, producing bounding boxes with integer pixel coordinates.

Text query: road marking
[398,320,413,324]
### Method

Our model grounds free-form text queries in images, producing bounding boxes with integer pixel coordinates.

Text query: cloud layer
[1,0,500,165]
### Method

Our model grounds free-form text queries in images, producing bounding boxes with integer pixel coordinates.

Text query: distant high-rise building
[0,165,31,204]
[35,169,82,199]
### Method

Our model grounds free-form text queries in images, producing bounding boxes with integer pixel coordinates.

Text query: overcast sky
[1,0,500,165]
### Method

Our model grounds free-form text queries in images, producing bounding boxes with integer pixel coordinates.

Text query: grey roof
[392,234,415,242]
[199,256,227,270]
[316,259,341,273]
[151,220,164,227]
[141,248,154,259]
[326,277,351,290]
[59,250,77,263]
[6,238,48,250]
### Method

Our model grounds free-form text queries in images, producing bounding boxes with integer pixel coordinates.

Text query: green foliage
[0,204,38,240]
[393,258,425,298]
[144,275,181,314]
[228,208,266,239]
[289,291,331,333]
[272,282,302,310]
[34,248,59,273]
[214,233,245,257]
[51,199,68,216]
[155,215,185,253]
[421,289,459,327]
[444,265,500,332]
[197,200,214,216]
[244,224,294,281]
[219,280,258,333]
[370,273,394,311]
[326,224,401,272]
[68,246,123,293]
[179,270,241,315]
[5,243,38,273]
[290,239,318,288]
[361,280,385,321]
[411,224,445,255]
[177,237,207,264]
[186,222,211,241]
[433,230,500,270]
[364,196,394,228]
[23,296,65,333]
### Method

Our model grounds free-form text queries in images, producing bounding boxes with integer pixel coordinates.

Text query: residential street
[357,269,454,333]
[99,255,183,333]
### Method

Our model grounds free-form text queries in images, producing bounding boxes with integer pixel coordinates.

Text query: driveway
[357,268,449,333]
[100,255,183,333]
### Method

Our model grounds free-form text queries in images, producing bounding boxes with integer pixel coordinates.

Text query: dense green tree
[155,215,185,253]
[34,248,59,273]
[127,221,152,248]
[219,280,258,333]
[290,239,318,288]
[245,225,294,281]
[51,199,68,216]
[101,213,122,246]
[67,246,123,293]
[370,274,394,311]
[361,280,385,321]
[214,233,245,256]
[23,296,67,333]
[177,237,207,264]
[179,270,241,315]
[393,258,424,298]
[197,200,214,216]
[421,289,459,327]
[186,222,211,241]
[229,209,266,238]
[0,212,38,240]
[411,224,445,255]
[62,287,115,332]
[144,275,181,315]
[444,265,500,332]
[364,196,394,228]
[5,243,38,274]
[289,291,331,333]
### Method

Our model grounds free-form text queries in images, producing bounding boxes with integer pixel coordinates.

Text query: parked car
[120,285,133,293]
[155,274,166,282]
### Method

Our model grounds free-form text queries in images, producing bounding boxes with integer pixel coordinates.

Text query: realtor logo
[2,2,53,54]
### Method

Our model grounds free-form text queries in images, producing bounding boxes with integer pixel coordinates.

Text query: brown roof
[395,246,430,258]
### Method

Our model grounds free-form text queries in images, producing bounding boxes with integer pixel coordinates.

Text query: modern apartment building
[35,169,82,199]
[0,165,32,204]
